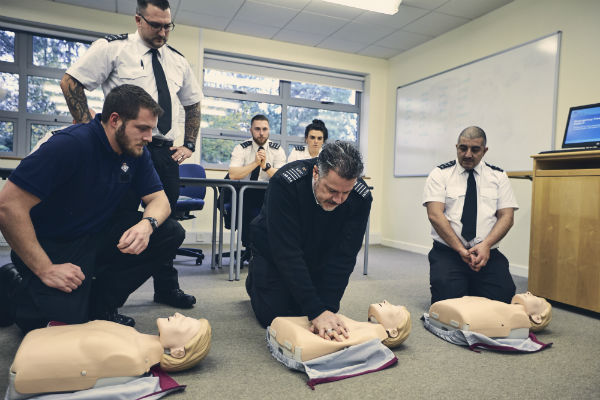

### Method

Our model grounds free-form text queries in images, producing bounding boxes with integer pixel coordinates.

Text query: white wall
[382,0,600,276]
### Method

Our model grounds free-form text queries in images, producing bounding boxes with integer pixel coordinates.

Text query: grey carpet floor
[1,245,599,399]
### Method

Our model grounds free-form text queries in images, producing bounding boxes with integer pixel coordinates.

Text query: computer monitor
[562,102,600,149]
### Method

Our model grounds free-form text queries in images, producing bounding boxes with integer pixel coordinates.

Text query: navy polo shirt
[9,114,163,239]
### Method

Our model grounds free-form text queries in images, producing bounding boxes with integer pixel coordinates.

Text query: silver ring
[325,328,334,334]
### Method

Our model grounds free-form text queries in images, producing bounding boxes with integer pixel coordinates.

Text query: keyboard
[538,148,598,154]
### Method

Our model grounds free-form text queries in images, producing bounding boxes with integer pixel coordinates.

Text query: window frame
[201,52,364,170]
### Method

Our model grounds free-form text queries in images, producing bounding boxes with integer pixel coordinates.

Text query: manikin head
[511,292,552,332]
[312,141,363,211]
[156,313,211,372]
[250,114,270,146]
[368,300,411,348]
[456,126,488,170]
[135,0,173,49]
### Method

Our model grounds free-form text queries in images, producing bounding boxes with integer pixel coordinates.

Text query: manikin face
[156,313,202,357]
[305,129,324,154]
[114,108,156,157]
[456,136,488,170]
[368,300,410,333]
[312,166,356,212]
[251,119,270,146]
[135,4,172,49]
[511,292,549,324]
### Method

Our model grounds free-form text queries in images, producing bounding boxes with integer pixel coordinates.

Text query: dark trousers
[147,144,181,293]
[428,241,516,305]
[10,210,184,333]
[245,249,302,328]
[241,188,264,247]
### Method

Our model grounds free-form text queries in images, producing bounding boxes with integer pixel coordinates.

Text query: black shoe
[154,289,196,309]
[94,309,135,327]
[0,263,22,327]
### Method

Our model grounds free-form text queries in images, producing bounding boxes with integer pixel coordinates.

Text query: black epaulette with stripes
[240,140,252,149]
[294,145,305,151]
[281,165,310,183]
[104,33,128,42]
[269,142,281,149]
[353,180,370,198]
[485,162,504,172]
[167,45,184,57]
[437,160,456,169]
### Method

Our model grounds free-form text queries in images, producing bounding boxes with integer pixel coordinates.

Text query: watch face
[184,142,195,151]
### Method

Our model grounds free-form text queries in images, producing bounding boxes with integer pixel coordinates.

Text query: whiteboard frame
[393,31,561,177]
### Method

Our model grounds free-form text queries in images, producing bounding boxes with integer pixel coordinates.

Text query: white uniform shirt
[229,139,287,181]
[66,32,202,141]
[287,145,320,163]
[422,159,518,249]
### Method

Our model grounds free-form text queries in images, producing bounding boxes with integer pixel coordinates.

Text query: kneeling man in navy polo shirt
[0,84,184,333]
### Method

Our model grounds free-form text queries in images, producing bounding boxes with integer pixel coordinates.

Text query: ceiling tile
[436,0,512,19]
[317,37,366,53]
[402,0,448,10]
[177,0,244,17]
[55,0,117,13]
[234,1,299,28]
[353,5,430,28]
[304,1,365,20]
[357,45,401,58]
[174,10,231,30]
[272,29,327,46]
[331,22,398,45]
[401,10,468,36]
[374,29,432,50]
[226,20,281,38]
[284,11,350,36]
[252,0,311,9]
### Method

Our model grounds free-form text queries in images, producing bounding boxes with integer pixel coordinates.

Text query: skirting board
[380,238,529,278]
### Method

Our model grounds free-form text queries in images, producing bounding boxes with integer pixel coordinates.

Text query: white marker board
[394,32,561,176]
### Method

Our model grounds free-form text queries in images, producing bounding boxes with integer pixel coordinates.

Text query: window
[0,27,101,157]
[201,53,363,168]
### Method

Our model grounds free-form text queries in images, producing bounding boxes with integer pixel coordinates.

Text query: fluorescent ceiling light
[322,0,402,15]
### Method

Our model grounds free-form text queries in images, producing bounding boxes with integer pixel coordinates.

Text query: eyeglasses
[137,13,175,32]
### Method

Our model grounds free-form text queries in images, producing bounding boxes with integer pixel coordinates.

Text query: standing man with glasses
[422,126,518,305]
[60,0,201,309]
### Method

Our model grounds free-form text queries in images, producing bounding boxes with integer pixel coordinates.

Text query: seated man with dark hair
[0,84,184,333]
[246,141,372,341]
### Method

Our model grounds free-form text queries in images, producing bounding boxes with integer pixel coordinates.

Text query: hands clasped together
[309,310,350,342]
[460,242,491,272]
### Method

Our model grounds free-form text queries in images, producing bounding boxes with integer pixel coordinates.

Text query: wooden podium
[529,150,600,312]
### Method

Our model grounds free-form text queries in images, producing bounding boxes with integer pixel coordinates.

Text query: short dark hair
[137,0,170,14]
[458,126,487,146]
[250,114,269,126]
[317,141,363,180]
[101,84,162,124]
[305,119,328,142]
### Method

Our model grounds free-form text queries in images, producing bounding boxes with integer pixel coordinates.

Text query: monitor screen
[562,103,600,148]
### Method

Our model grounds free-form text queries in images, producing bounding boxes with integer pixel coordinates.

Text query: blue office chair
[174,163,206,265]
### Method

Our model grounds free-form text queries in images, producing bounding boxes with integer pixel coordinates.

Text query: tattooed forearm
[60,74,92,124]
[183,102,201,146]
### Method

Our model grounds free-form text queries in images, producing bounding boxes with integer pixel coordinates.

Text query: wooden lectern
[529,150,600,312]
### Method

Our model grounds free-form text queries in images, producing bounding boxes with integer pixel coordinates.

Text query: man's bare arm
[183,102,201,145]
[426,201,472,265]
[0,181,84,292]
[60,74,93,123]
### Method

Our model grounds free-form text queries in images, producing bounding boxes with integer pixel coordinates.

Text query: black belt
[148,136,173,148]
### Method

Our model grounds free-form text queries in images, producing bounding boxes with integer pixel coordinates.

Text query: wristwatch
[183,141,196,152]
[143,217,158,232]
[262,163,271,172]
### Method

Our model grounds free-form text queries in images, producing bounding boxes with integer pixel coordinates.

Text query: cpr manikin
[428,292,552,339]
[268,301,411,362]
[7,313,211,398]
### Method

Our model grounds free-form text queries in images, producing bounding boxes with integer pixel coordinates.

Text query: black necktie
[461,169,477,242]
[150,48,171,135]
[250,146,264,181]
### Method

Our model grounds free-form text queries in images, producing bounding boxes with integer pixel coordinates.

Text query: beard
[115,123,147,158]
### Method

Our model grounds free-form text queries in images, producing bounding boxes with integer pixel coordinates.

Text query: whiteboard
[394,32,561,177]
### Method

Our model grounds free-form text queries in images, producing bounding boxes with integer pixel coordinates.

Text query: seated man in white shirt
[227,114,286,247]
[422,126,518,304]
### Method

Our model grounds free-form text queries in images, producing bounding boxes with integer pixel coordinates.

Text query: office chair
[174,163,207,265]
